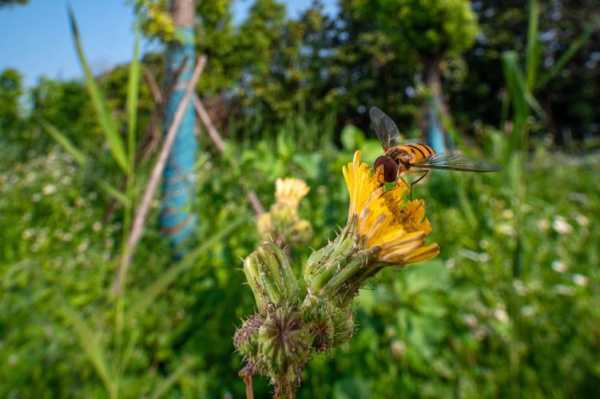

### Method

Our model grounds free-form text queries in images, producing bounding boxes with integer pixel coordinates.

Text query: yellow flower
[257,178,312,247]
[343,151,439,265]
[257,213,273,237]
[275,178,310,209]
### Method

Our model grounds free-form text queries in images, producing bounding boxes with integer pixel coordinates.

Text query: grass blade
[128,215,247,316]
[537,22,597,89]
[68,7,128,173]
[127,28,141,175]
[62,306,117,399]
[42,121,87,166]
[502,52,527,120]
[526,0,540,88]
[502,52,529,153]
[503,52,544,119]
[99,180,131,207]
[150,357,196,399]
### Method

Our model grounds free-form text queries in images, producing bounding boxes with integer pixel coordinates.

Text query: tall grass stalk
[500,1,595,395]
[68,7,128,173]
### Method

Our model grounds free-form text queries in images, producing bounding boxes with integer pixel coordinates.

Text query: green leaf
[62,306,117,399]
[41,121,88,166]
[68,7,128,173]
[341,124,365,151]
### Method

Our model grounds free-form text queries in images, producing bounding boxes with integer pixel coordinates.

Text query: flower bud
[304,300,354,352]
[330,306,354,346]
[303,218,376,306]
[257,306,312,387]
[243,242,300,312]
[234,314,264,371]
[303,220,358,295]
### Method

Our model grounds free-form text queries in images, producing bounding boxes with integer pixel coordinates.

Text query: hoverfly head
[374,155,398,183]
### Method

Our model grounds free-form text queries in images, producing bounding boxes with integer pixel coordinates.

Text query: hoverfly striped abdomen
[397,144,435,164]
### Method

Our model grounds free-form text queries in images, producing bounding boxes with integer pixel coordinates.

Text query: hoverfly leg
[398,176,409,187]
[398,176,410,197]
[409,171,429,199]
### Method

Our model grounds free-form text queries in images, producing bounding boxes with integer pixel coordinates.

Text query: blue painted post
[426,96,447,153]
[160,0,197,256]
[424,59,448,154]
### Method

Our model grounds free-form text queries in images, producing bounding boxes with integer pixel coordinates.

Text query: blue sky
[0,0,336,87]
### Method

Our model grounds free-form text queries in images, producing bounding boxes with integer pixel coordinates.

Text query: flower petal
[343,151,438,267]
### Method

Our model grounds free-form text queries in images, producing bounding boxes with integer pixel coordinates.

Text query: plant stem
[240,366,255,399]
[274,380,296,399]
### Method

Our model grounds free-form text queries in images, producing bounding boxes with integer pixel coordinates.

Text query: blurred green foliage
[1,125,599,397]
[0,69,23,138]
[378,0,478,59]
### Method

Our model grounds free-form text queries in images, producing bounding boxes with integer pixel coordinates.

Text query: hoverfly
[370,106,499,191]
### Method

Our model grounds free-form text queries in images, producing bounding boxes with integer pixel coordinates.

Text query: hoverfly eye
[374,156,398,183]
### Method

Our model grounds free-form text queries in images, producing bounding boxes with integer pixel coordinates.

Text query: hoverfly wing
[412,152,500,172]
[369,106,401,149]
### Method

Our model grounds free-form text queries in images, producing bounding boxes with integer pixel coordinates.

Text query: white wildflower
[43,184,57,195]
[521,306,535,318]
[390,340,406,359]
[497,223,515,236]
[551,260,568,273]
[572,274,588,287]
[513,280,527,296]
[536,219,550,232]
[463,314,478,328]
[494,308,509,323]
[575,214,589,227]
[22,228,35,240]
[77,240,89,253]
[555,284,574,296]
[501,209,514,219]
[552,216,573,235]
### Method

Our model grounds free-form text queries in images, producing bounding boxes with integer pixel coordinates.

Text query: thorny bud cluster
[234,242,356,398]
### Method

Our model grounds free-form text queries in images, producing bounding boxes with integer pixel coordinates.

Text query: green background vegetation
[1,0,599,397]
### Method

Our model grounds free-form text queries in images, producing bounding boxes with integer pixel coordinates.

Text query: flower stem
[240,366,255,399]
[321,249,374,299]
[274,380,296,399]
